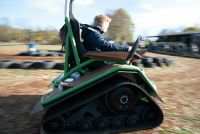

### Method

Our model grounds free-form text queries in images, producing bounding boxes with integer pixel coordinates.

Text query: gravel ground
[0,48,200,134]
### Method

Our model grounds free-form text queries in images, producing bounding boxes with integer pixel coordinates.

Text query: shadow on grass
[0,95,44,134]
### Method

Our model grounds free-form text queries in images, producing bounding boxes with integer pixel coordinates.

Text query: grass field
[0,44,200,134]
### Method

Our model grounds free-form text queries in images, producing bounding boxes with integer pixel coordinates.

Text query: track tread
[41,77,164,134]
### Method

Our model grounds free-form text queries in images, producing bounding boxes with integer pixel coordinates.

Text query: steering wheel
[126,36,141,60]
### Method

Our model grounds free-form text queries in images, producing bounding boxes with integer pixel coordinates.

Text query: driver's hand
[128,46,132,51]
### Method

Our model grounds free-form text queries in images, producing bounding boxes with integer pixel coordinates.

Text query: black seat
[69,0,87,62]
[59,0,87,68]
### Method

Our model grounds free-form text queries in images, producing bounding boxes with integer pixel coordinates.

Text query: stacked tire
[29,61,56,69]
[132,59,143,68]
[17,51,64,57]
[0,60,13,68]
[0,60,64,70]
[0,57,174,70]
[142,57,157,68]
[153,57,165,67]
[153,57,174,67]
[133,56,175,68]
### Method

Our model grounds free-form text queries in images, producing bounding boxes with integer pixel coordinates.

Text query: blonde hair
[94,15,112,27]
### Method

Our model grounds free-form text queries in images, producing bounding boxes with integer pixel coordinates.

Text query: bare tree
[106,8,134,42]
[183,26,200,32]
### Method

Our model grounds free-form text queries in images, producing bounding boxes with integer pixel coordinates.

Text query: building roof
[148,31,200,38]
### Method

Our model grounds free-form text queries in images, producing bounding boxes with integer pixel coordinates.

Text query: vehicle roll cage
[44,0,161,105]
[52,0,155,96]
[53,0,127,87]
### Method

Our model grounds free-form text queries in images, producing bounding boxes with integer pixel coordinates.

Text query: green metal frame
[41,65,157,105]
[41,0,159,106]
[51,17,127,88]
[52,17,85,88]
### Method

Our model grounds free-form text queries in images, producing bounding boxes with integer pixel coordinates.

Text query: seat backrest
[59,1,87,68]
[70,16,87,60]
[69,0,87,62]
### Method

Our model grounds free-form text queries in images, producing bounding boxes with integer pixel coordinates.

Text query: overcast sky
[0,0,200,37]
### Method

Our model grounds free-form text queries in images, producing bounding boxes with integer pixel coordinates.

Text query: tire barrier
[0,60,13,68]
[144,63,157,68]
[133,56,175,68]
[16,50,64,57]
[0,57,174,70]
[21,61,33,69]
[8,62,25,69]
[46,53,58,57]
[28,61,56,69]
[142,57,154,64]
[0,60,63,70]
[54,63,64,70]
[148,50,200,59]
[34,53,47,57]
[48,50,64,53]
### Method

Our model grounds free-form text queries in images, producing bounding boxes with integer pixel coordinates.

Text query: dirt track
[0,50,200,134]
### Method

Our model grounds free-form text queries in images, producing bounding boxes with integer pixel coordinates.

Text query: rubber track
[41,78,163,134]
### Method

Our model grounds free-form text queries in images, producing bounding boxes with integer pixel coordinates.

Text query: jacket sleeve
[86,30,129,51]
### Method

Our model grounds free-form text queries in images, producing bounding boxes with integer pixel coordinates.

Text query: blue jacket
[81,24,129,52]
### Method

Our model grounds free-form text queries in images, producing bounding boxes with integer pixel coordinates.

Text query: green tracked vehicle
[31,0,164,133]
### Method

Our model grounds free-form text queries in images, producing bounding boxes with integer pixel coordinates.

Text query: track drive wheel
[106,86,137,113]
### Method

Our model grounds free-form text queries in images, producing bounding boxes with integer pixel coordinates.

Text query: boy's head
[94,15,111,32]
